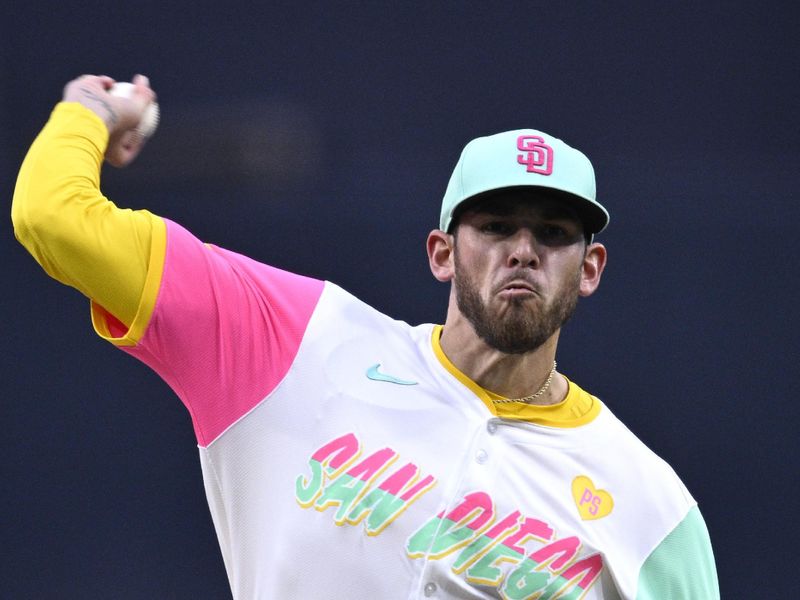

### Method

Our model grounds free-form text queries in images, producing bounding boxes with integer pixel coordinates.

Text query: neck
[439,311,567,406]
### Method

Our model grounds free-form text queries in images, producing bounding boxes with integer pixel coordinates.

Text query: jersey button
[424,582,438,596]
[487,421,498,434]
[475,449,488,464]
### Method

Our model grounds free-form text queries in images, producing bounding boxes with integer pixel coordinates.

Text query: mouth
[497,280,538,298]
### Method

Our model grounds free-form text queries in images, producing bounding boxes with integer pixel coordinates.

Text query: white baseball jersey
[90,219,718,599]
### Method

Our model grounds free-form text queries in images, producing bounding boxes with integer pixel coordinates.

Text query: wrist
[65,84,119,134]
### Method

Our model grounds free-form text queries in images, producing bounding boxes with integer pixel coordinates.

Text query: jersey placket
[409,416,503,598]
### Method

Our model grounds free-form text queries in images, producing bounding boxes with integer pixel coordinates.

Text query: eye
[481,221,514,235]
[540,224,567,238]
[537,223,579,245]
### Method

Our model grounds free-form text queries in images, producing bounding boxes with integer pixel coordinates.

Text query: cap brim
[450,186,609,235]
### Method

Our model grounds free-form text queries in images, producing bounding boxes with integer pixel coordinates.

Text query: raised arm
[12,74,161,326]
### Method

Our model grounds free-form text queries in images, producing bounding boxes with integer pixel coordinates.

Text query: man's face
[451,194,588,354]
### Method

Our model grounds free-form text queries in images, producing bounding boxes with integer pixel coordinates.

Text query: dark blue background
[3,2,798,597]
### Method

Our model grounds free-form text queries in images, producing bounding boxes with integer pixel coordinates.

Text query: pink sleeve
[123,219,324,447]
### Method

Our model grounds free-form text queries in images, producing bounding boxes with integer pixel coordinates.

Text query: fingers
[131,74,157,104]
[64,73,155,105]
[132,73,149,87]
[96,75,116,89]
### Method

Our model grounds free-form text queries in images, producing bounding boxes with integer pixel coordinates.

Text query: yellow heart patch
[572,476,614,520]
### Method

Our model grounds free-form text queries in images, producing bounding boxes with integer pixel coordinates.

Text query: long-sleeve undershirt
[12,102,158,328]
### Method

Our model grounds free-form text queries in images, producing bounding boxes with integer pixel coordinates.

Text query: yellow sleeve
[12,102,163,327]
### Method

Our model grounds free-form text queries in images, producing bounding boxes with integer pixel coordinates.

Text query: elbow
[11,183,80,266]
[11,189,52,253]
[11,163,51,252]
[11,187,36,251]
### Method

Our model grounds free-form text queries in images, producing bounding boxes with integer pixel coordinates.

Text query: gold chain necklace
[491,361,557,404]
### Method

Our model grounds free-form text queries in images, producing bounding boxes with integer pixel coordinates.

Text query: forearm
[12,102,156,326]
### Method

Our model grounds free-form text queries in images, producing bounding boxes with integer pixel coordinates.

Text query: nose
[507,229,540,268]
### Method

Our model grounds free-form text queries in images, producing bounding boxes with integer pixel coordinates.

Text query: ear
[579,242,607,297]
[427,229,455,282]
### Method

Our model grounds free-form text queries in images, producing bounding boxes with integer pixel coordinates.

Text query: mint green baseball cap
[440,129,609,235]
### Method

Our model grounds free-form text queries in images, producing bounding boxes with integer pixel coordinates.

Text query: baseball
[109,81,160,139]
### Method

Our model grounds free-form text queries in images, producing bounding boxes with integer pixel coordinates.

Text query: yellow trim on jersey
[431,326,500,416]
[91,215,167,347]
[431,325,600,427]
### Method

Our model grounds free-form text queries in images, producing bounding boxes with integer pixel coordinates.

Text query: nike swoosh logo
[366,363,418,386]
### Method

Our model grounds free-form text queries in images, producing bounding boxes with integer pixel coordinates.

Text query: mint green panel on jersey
[636,506,720,599]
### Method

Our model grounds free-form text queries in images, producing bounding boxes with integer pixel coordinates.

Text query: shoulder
[597,400,694,502]
[565,389,698,551]
[568,390,718,595]
[306,282,433,348]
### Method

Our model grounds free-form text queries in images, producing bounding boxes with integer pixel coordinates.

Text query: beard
[454,253,581,355]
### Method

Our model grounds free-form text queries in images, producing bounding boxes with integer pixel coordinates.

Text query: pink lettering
[440,491,494,532]
[590,495,602,515]
[502,517,554,554]
[406,490,605,598]
[484,511,522,539]
[530,536,581,572]
[310,432,360,469]
[579,487,604,515]
[345,447,396,482]
[557,553,604,590]
[516,135,553,175]
[377,463,436,502]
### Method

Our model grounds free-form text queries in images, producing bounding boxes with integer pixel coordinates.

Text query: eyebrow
[537,205,580,222]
